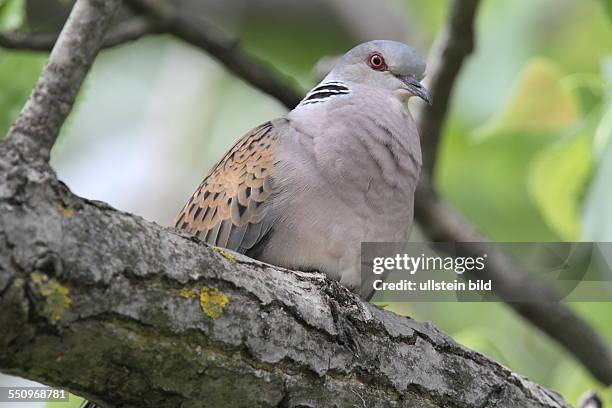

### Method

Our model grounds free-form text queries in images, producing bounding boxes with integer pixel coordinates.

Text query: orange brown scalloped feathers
[174,122,278,251]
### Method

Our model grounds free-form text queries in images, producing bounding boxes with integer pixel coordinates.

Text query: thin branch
[120,0,612,385]
[415,176,612,385]
[126,0,303,109]
[414,0,612,385]
[0,16,164,52]
[416,0,480,177]
[103,15,164,47]
[4,0,123,162]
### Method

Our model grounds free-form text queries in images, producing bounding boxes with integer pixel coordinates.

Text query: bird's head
[327,40,431,105]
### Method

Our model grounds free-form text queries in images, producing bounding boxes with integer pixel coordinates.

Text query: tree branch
[115,0,612,386]
[4,0,122,162]
[413,0,612,385]
[126,0,303,109]
[0,149,571,407]
[416,0,480,177]
[0,16,164,52]
[414,177,612,385]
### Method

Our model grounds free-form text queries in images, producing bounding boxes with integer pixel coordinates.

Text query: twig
[120,0,612,385]
[577,390,603,408]
[126,0,303,109]
[4,0,122,161]
[0,16,164,52]
[416,0,480,177]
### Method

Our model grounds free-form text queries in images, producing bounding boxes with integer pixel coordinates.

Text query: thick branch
[5,0,122,162]
[0,16,163,52]
[0,148,571,407]
[126,0,303,109]
[119,0,612,386]
[416,0,480,177]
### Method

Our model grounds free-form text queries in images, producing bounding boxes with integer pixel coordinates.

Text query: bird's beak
[396,74,432,105]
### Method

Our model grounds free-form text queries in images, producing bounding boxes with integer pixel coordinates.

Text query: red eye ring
[368,53,386,70]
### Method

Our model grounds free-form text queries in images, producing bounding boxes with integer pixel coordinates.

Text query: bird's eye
[368,53,386,70]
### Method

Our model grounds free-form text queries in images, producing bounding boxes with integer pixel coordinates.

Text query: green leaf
[474,58,579,139]
[437,123,562,241]
[601,0,612,23]
[528,132,593,240]
[0,0,25,31]
[563,73,607,114]
[439,57,588,241]
[593,103,612,156]
[0,50,46,138]
[582,119,612,240]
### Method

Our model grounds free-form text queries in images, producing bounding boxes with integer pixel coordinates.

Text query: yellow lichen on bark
[211,247,236,263]
[199,287,229,319]
[30,272,72,323]
[179,288,197,299]
[54,202,74,218]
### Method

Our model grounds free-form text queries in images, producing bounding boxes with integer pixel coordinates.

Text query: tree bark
[5,0,122,161]
[0,144,571,407]
[0,16,163,52]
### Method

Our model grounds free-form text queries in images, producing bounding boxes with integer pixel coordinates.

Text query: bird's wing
[174,121,279,252]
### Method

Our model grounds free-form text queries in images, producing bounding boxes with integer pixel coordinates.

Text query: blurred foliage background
[1,0,611,406]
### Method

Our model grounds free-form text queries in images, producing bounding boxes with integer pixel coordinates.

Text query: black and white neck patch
[300,81,350,106]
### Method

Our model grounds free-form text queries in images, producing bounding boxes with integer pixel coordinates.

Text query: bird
[79,39,429,408]
[174,40,430,299]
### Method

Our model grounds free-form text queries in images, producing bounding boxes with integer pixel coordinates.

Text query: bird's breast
[260,102,420,288]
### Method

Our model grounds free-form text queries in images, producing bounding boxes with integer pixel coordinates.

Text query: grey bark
[5,0,122,162]
[0,16,164,52]
[415,0,480,177]
[0,144,571,407]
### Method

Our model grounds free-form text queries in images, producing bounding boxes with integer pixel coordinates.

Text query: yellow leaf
[475,58,578,138]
